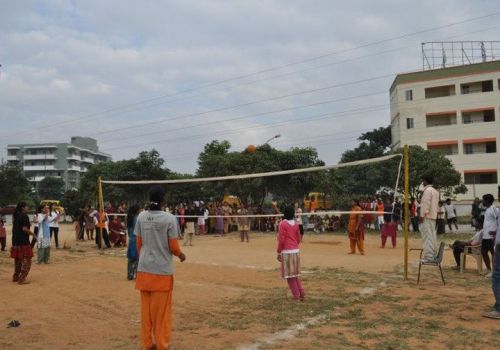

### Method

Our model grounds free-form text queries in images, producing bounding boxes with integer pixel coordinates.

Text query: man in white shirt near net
[418,174,440,263]
[444,198,459,232]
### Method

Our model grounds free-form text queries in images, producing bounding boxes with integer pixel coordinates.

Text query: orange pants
[350,239,364,254]
[140,291,172,350]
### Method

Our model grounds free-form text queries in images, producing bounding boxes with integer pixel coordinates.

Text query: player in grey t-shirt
[136,209,180,276]
[136,186,186,350]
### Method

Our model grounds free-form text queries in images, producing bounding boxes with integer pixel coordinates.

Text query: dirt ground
[0,224,498,350]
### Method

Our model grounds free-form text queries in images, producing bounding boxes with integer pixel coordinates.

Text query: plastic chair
[410,241,446,285]
[460,245,482,274]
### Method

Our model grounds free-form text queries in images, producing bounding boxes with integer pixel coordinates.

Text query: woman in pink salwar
[277,206,305,301]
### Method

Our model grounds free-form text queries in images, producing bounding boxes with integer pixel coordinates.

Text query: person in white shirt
[450,219,483,269]
[49,204,61,249]
[481,194,498,278]
[36,205,57,264]
[294,202,304,238]
[483,191,500,319]
[418,175,440,262]
[444,199,459,232]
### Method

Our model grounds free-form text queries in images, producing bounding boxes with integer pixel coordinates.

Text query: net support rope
[101,154,402,184]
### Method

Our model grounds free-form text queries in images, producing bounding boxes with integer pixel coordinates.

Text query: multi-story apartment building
[390,60,500,201]
[7,136,111,190]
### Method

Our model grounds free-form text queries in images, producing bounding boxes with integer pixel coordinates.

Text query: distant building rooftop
[390,59,500,93]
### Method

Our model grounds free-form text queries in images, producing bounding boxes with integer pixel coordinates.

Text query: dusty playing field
[0,224,498,350]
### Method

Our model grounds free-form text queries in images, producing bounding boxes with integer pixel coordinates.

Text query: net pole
[97,176,104,250]
[403,145,410,281]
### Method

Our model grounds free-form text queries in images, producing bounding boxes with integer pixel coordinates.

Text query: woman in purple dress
[215,203,224,235]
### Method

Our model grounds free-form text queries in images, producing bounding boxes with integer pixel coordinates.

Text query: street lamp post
[264,134,281,145]
[262,134,281,199]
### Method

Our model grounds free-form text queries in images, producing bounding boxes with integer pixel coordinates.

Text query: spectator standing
[0,215,6,251]
[483,191,500,319]
[10,202,35,284]
[294,202,304,239]
[410,197,420,232]
[471,197,482,228]
[418,175,440,262]
[436,201,446,235]
[444,198,459,232]
[183,204,196,246]
[482,194,498,278]
[49,204,60,249]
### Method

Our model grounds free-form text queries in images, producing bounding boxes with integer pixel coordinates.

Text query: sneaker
[483,310,500,319]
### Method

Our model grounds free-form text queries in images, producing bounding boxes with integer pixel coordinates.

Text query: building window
[482,80,493,92]
[463,114,472,124]
[464,144,473,154]
[425,84,456,99]
[406,118,414,129]
[426,112,457,127]
[486,141,497,153]
[484,109,495,122]
[464,171,498,184]
[460,80,493,94]
[405,90,413,101]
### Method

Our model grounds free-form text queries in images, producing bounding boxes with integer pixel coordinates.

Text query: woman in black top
[11,202,34,284]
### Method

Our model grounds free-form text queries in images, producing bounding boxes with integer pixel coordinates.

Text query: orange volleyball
[246,144,257,153]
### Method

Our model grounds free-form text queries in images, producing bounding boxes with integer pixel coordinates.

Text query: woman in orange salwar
[135,186,186,350]
[347,199,365,255]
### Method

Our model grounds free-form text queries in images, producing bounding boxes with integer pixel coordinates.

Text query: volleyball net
[99,153,404,221]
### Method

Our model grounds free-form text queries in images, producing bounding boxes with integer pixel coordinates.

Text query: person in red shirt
[109,215,126,247]
[277,206,305,301]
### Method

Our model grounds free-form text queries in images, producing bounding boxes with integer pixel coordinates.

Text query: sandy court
[0,224,498,350]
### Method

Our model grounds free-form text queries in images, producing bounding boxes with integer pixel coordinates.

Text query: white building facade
[7,136,111,190]
[390,60,500,201]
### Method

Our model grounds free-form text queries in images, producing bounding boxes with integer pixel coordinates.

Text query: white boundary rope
[101,154,401,185]
[106,210,394,219]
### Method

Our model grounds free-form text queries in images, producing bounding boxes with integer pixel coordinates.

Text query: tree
[78,149,174,206]
[340,126,391,163]
[196,141,324,204]
[404,145,467,198]
[0,164,32,206]
[328,127,466,206]
[62,189,85,220]
[38,176,65,200]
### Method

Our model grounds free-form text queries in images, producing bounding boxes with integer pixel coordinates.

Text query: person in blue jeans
[484,192,500,320]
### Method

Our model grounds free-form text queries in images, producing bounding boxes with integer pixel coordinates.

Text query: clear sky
[1,0,499,173]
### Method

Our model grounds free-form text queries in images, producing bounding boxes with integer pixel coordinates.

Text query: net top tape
[101,154,401,185]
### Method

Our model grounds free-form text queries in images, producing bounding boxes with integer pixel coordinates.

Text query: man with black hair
[484,190,500,319]
[135,185,186,349]
[418,174,440,262]
[481,194,497,278]
[444,198,459,232]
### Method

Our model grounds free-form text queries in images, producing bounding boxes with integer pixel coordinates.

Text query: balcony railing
[23,154,56,160]
[23,165,55,171]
